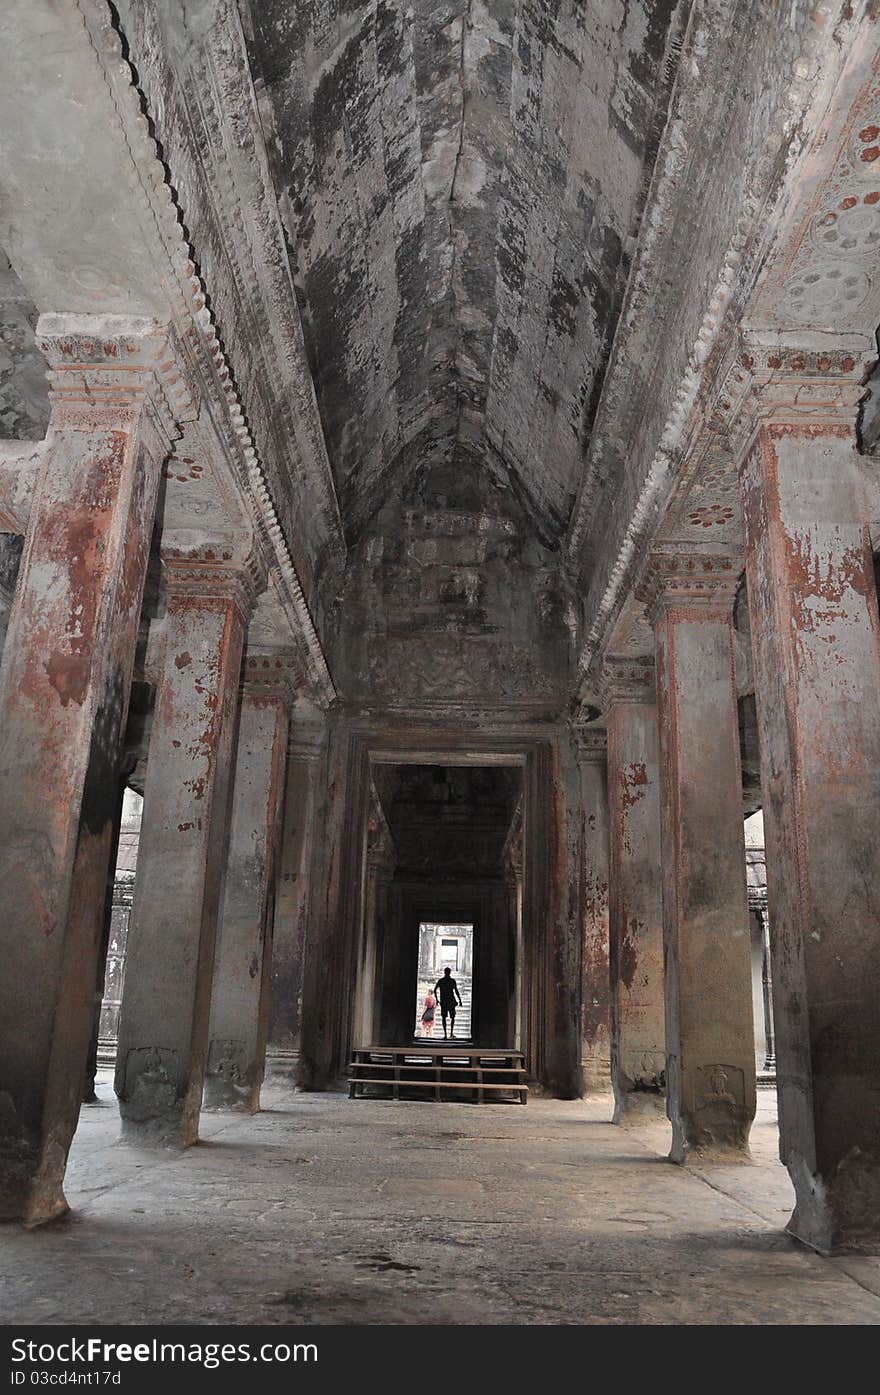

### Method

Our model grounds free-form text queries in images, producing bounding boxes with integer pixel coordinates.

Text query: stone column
[502,804,523,1051]
[266,731,324,1080]
[577,730,611,1092]
[0,316,189,1222]
[603,659,666,1123]
[299,719,370,1088]
[645,553,756,1161]
[353,847,380,1049]
[351,794,396,1052]
[202,653,295,1111]
[371,867,394,1041]
[735,339,880,1252]
[115,546,258,1145]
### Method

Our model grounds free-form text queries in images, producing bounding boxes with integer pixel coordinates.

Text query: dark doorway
[355,761,523,1051]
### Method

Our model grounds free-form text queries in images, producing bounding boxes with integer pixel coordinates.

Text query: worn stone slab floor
[1,1072,879,1325]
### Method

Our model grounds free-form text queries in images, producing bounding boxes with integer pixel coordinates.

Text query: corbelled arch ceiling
[243,0,689,546]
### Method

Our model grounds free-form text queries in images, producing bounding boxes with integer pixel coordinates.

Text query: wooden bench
[348,1045,528,1104]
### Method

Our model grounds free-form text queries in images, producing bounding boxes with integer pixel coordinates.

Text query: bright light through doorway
[414,922,473,1040]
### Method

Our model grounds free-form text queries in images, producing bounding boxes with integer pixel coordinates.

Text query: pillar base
[118,1108,198,1149]
[612,1086,667,1126]
[582,1053,612,1093]
[202,1044,261,1113]
[668,1100,753,1165]
[785,1154,880,1256]
[117,1068,199,1148]
[0,1140,70,1227]
[265,1049,300,1083]
[669,1138,752,1166]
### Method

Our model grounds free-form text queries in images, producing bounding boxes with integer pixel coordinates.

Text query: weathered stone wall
[0,256,48,442]
[331,461,573,708]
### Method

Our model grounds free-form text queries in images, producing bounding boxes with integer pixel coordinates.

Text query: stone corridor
[2,1075,878,1327]
[3,0,880,1330]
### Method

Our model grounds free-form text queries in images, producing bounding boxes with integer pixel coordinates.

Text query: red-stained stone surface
[203,675,291,1112]
[114,568,252,1146]
[577,733,611,1092]
[266,743,324,1079]
[651,575,756,1162]
[0,324,174,1223]
[740,418,880,1253]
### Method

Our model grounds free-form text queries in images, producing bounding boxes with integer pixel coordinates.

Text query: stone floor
[2,1071,879,1325]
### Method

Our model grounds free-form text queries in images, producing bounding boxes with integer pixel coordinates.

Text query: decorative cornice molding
[181,0,343,549]
[287,734,325,763]
[567,3,872,697]
[72,0,337,709]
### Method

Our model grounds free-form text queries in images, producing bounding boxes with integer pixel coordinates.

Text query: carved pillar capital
[733,329,874,436]
[161,543,264,626]
[36,313,197,452]
[636,549,741,625]
[242,649,302,706]
[574,728,607,763]
[599,655,655,708]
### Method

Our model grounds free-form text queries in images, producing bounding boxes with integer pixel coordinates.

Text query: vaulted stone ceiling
[244,0,687,546]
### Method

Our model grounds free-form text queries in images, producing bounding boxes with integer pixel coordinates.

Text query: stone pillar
[735,339,880,1252]
[534,733,584,1097]
[351,794,394,1052]
[115,546,257,1145]
[202,653,294,1111]
[603,659,666,1123]
[266,732,324,1079]
[759,910,775,1072]
[0,316,189,1222]
[576,730,611,1092]
[299,719,370,1088]
[353,848,380,1050]
[645,554,756,1161]
[502,804,523,1051]
[371,869,393,1040]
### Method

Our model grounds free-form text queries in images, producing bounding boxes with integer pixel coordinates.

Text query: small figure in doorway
[420,989,436,1037]
[434,966,463,1040]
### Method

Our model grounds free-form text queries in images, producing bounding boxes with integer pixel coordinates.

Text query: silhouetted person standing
[434,966,463,1040]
